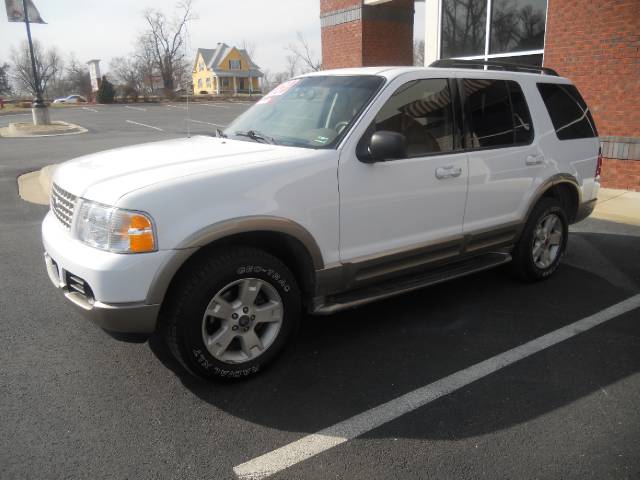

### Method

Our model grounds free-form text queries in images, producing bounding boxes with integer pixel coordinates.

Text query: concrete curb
[0,121,87,138]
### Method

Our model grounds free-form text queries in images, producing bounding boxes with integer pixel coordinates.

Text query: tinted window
[490,0,547,54]
[441,0,488,58]
[464,79,514,148]
[507,80,534,144]
[537,83,597,140]
[373,78,457,157]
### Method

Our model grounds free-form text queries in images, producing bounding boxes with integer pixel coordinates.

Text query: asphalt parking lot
[1,104,639,479]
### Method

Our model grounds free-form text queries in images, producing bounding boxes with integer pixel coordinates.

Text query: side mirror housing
[363,131,407,163]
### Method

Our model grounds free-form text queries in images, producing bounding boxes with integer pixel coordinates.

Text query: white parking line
[166,104,187,110]
[126,120,163,131]
[233,293,640,480]
[125,105,147,112]
[0,113,30,117]
[82,107,100,113]
[199,103,230,109]
[186,118,227,127]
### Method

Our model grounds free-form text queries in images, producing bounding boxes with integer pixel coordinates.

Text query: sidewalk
[592,188,640,226]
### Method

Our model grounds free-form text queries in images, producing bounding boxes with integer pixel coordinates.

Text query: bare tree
[241,39,256,59]
[286,32,321,73]
[134,35,160,97]
[142,0,195,97]
[109,56,142,100]
[285,53,299,78]
[65,56,92,99]
[10,40,63,98]
[413,39,425,66]
[0,62,12,97]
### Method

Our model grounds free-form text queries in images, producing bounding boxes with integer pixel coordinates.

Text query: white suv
[43,61,600,379]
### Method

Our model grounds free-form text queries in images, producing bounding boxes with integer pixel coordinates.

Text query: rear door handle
[526,154,545,166]
[435,166,463,179]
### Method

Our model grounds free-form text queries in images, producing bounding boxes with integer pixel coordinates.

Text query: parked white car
[43,61,600,380]
[52,95,87,104]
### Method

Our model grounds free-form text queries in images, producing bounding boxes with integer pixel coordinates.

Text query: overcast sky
[1,0,425,74]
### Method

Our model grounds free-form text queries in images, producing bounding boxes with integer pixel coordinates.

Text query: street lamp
[4,0,49,124]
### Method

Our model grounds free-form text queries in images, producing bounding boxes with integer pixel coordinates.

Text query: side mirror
[365,131,407,162]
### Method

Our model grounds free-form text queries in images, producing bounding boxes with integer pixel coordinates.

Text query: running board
[312,252,511,315]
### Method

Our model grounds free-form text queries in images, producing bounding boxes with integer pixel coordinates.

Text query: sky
[1,0,425,74]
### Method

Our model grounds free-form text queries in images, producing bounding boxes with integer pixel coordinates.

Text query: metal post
[22,0,49,124]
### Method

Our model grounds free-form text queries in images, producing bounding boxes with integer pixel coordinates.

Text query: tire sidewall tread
[160,247,301,381]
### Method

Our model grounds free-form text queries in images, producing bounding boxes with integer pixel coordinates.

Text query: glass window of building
[440,0,547,65]
[441,0,488,58]
[490,0,547,54]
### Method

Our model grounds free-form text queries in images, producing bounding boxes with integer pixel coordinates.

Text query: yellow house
[193,43,263,96]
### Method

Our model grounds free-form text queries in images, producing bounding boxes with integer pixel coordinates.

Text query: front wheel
[511,197,568,282]
[162,247,301,380]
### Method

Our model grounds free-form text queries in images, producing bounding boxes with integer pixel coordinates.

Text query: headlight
[74,200,156,253]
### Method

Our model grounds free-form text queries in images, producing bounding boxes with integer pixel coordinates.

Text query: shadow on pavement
[148,231,640,439]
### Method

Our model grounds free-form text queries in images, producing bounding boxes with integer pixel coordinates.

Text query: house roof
[195,44,263,77]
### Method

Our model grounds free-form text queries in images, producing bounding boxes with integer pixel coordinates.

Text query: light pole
[21,0,49,124]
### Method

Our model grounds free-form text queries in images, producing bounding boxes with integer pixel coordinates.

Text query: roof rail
[429,59,559,77]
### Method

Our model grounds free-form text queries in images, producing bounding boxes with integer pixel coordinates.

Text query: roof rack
[429,59,559,77]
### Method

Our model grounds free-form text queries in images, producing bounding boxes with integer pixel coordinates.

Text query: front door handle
[435,166,463,179]
[526,154,545,166]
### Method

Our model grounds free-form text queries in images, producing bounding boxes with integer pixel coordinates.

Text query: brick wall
[544,0,640,190]
[320,0,414,70]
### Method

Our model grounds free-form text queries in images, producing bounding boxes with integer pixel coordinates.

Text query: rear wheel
[162,247,301,380]
[511,197,568,282]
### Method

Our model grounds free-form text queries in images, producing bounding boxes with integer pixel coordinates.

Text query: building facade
[193,44,263,96]
[320,0,640,190]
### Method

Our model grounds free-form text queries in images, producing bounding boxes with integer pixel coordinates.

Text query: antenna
[184,17,191,138]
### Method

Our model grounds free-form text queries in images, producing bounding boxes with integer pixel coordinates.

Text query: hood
[53,136,292,205]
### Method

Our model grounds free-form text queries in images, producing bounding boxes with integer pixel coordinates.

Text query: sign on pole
[5,0,46,23]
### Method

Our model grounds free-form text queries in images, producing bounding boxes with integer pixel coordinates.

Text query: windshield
[223,75,384,149]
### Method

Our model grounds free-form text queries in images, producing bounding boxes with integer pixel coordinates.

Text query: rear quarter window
[537,83,598,140]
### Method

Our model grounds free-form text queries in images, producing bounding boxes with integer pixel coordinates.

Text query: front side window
[537,83,597,140]
[224,75,384,149]
[372,78,458,157]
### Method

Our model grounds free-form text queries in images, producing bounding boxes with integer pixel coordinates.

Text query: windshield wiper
[216,128,227,138]
[234,130,277,145]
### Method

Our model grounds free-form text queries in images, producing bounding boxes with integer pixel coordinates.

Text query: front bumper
[42,212,170,333]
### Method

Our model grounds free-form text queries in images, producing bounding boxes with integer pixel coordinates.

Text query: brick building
[320,0,640,190]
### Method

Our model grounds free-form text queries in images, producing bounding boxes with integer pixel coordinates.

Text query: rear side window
[463,79,533,149]
[508,81,534,144]
[537,83,597,140]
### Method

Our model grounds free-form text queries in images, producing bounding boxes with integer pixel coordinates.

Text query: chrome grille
[51,183,76,230]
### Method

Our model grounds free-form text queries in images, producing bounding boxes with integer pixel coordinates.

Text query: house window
[198,79,202,88]
[206,77,211,88]
[222,78,230,87]
[229,59,242,69]
[440,0,547,65]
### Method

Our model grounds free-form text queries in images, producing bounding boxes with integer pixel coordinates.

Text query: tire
[511,197,569,282]
[161,246,301,380]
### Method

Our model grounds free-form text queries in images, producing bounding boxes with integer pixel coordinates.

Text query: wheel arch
[526,174,581,224]
[146,216,324,312]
